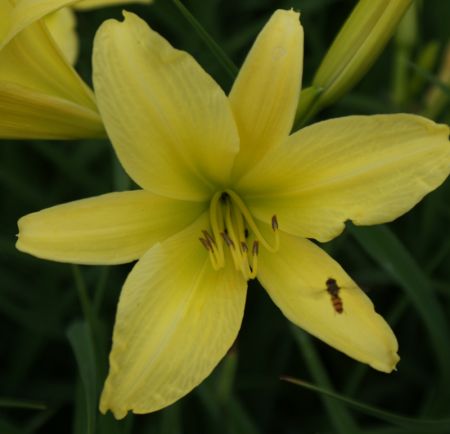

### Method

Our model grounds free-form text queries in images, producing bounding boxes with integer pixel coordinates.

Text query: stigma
[199,190,279,280]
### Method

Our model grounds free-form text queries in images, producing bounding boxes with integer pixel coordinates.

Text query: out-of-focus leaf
[283,377,450,432]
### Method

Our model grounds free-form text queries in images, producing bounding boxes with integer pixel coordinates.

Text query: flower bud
[309,0,412,112]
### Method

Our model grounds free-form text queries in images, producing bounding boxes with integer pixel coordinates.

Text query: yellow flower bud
[307,0,412,114]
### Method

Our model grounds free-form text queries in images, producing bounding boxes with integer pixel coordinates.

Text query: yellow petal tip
[371,351,400,373]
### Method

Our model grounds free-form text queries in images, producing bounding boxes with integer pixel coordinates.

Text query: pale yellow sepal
[258,229,399,372]
[2,0,82,48]
[311,0,412,110]
[93,12,239,201]
[6,0,153,48]
[238,114,450,242]
[229,9,303,179]
[0,0,13,45]
[0,9,103,139]
[100,215,247,418]
[0,82,103,139]
[0,19,93,107]
[17,191,206,264]
[44,7,78,64]
[73,0,152,10]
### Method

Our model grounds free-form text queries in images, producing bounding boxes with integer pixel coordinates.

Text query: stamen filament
[249,241,259,278]
[225,189,279,253]
[221,231,235,249]
[203,190,279,280]
[209,191,225,266]
[224,201,247,271]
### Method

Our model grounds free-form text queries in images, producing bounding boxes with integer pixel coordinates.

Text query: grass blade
[171,0,238,81]
[0,398,46,410]
[349,225,450,387]
[290,327,361,434]
[67,321,98,434]
[283,377,450,432]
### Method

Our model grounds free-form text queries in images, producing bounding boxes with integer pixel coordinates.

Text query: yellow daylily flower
[0,0,104,139]
[17,9,450,419]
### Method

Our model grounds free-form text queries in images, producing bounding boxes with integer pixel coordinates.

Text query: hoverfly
[325,277,343,314]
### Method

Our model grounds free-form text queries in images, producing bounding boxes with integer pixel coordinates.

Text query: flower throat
[199,190,279,280]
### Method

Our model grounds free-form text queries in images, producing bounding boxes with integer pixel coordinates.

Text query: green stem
[72,265,98,349]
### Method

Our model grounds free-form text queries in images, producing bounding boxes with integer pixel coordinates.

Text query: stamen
[272,215,279,231]
[209,191,225,265]
[252,240,259,256]
[221,231,235,249]
[202,230,215,247]
[249,241,259,278]
[223,201,249,272]
[203,190,278,280]
[199,237,211,251]
[225,189,279,253]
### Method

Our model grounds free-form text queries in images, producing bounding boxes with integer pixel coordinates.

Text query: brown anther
[252,240,259,255]
[199,237,211,251]
[271,215,278,231]
[202,230,216,246]
[240,241,248,252]
[221,232,235,249]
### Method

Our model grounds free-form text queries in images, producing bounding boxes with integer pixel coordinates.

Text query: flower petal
[258,229,399,372]
[100,215,247,418]
[5,0,152,48]
[1,18,96,108]
[0,0,13,45]
[0,82,103,139]
[73,0,152,10]
[44,7,78,65]
[238,114,450,242]
[0,13,103,138]
[3,0,81,48]
[229,9,303,178]
[93,12,239,201]
[17,190,206,264]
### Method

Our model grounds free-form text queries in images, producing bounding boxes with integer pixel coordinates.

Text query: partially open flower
[0,0,104,139]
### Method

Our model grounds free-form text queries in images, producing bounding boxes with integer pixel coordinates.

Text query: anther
[221,232,235,249]
[199,237,211,251]
[252,240,259,256]
[244,228,249,238]
[202,230,216,247]
[240,241,248,252]
[271,215,278,231]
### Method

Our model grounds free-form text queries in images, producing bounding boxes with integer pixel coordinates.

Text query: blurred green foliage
[1,0,450,433]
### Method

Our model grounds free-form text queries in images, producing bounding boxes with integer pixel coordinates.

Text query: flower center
[199,189,279,280]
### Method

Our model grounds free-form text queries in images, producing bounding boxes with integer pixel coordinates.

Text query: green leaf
[290,327,361,434]
[67,321,98,434]
[0,398,46,410]
[283,377,450,432]
[406,60,450,97]
[171,0,238,82]
[0,419,22,434]
[349,225,450,387]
